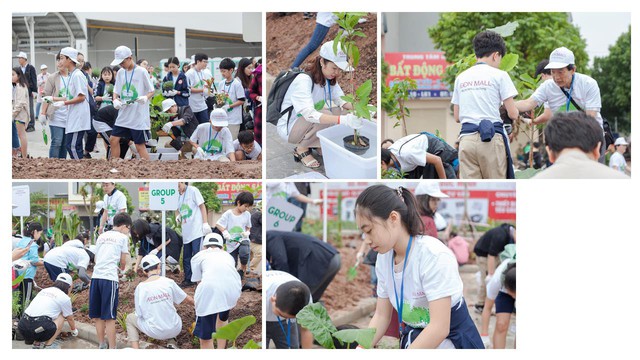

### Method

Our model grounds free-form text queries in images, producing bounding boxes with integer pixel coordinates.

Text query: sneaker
[83,152,92,159]
[166,338,178,349]
[303,12,313,19]
[44,342,61,349]
[179,281,196,288]
[474,304,484,314]
[99,341,109,349]
[32,342,44,349]
[26,126,35,133]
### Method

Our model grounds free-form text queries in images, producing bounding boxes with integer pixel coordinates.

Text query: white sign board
[149,183,180,211]
[12,185,30,217]
[266,197,304,232]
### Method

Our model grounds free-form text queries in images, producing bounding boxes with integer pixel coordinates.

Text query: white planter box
[317,120,377,179]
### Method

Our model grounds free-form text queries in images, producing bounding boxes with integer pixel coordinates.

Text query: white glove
[340,114,363,130]
[162,90,171,97]
[12,259,31,271]
[38,114,48,127]
[70,328,79,337]
[162,122,173,133]
[102,94,112,102]
[520,116,532,125]
[203,88,210,96]
[222,230,231,240]
[42,96,53,104]
[312,199,323,205]
[149,248,159,256]
[170,90,180,97]
[485,274,493,284]
[196,147,207,158]
[53,101,66,108]
[175,215,182,224]
[356,251,364,263]
[221,104,231,112]
[113,99,123,110]
[91,76,100,85]
[241,231,250,239]
[135,95,148,105]
[202,223,212,235]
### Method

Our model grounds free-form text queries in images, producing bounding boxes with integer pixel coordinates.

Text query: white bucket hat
[111,45,132,66]
[210,108,229,127]
[60,47,80,64]
[319,41,353,71]
[414,182,449,198]
[614,137,629,146]
[161,99,177,113]
[17,52,28,60]
[40,64,48,70]
[545,47,575,69]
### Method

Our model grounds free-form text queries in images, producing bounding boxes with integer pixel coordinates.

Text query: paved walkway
[265,123,328,179]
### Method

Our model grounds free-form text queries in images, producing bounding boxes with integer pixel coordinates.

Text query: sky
[571,12,630,66]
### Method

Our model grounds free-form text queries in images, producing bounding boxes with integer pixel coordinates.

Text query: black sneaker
[26,126,35,133]
[237,269,245,280]
[179,281,196,288]
[474,304,484,314]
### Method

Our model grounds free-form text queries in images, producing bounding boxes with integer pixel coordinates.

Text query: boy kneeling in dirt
[190,233,242,349]
[189,108,236,161]
[159,99,199,158]
[126,254,194,349]
[265,270,314,349]
[233,130,262,161]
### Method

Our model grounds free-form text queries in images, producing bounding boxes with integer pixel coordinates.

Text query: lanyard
[391,235,413,334]
[124,67,136,95]
[565,74,575,112]
[196,70,205,89]
[223,80,232,94]
[324,79,332,109]
[178,186,188,216]
[206,127,220,153]
[61,70,75,99]
[276,316,291,349]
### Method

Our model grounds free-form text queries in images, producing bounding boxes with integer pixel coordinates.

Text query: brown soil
[12,158,261,179]
[321,234,373,314]
[34,265,262,349]
[266,12,378,106]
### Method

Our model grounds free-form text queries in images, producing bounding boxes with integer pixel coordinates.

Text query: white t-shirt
[24,287,73,319]
[532,73,603,127]
[50,75,69,128]
[190,124,234,161]
[218,78,246,125]
[216,209,251,253]
[43,246,90,270]
[233,139,262,160]
[316,12,338,27]
[190,248,241,316]
[186,68,212,113]
[92,230,129,282]
[451,63,518,125]
[178,185,205,244]
[114,65,154,130]
[266,182,301,203]
[486,259,515,300]
[62,239,85,249]
[65,69,91,133]
[609,152,627,173]
[376,235,463,329]
[134,276,187,340]
[264,270,312,322]
[388,134,430,172]
[276,73,346,140]
[103,190,128,226]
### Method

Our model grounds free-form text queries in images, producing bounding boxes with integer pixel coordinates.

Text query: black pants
[17,314,57,343]
[18,278,34,317]
[266,320,301,349]
[229,241,250,267]
[27,95,35,128]
[310,253,341,302]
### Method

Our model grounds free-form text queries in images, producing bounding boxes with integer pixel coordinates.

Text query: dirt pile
[12,158,261,179]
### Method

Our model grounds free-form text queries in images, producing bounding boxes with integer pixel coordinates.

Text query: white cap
[614,137,629,146]
[203,233,224,248]
[60,47,80,64]
[62,239,85,249]
[210,108,229,127]
[40,64,48,70]
[17,51,28,59]
[161,98,177,112]
[56,273,73,286]
[319,41,353,71]
[141,254,161,271]
[545,47,575,69]
[12,259,31,271]
[94,200,105,213]
[111,45,132,66]
[189,55,196,66]
[414,182,449,198]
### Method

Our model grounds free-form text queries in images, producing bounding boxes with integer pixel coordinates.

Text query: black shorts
[17,314,57,343]
[495,291,516,314]
[111,125,150,145]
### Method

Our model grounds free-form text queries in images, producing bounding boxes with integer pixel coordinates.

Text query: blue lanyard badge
[125,67,135,95]
[565,74,575,112]
[277,316,291,349]
[391,235,413,334]
[324,79,332,109]
[206,127,220,154]
[60,74,71,99]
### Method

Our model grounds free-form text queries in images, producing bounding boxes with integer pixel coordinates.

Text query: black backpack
[266,69,313,127]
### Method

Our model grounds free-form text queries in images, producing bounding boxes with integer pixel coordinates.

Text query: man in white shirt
[89,213,131,349]
[98,182,128,234]
[185,53,213,124]
[176,182,211,287]
[609,137,630,175]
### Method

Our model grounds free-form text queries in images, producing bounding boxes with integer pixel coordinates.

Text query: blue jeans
[292,24,330,68]
[49,125,67,158]
[35,102,42,118]
[65,130,85,159]
[12,121,20,149]
[183,237,202,283]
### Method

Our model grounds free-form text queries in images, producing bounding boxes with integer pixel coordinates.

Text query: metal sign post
[149,183,180,277]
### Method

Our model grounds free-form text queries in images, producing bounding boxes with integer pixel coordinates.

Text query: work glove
[241,231,250,239]
[221,104,231,112]
[113,99,123,110]
[175,215,182,224]
[171,90,180,97]
[135,95,148,105]
[222,230,231,240]
[340,114,363,130]
[12,259,30,271]
[38,114,48,127]
[70,328,79,337]
[102,94,112,102]
[162,122,173,133]
[53,101,66,108]
[313,199,323,205]
[195,147,206,159]
[485,274,493,284]
[42,96,53,104]
[202,223,212,235]
[203,87,210,97]
[356,251,364,264]
[91,76,100,85]
[519,116,532,125]
[149,248,159,256]
[72,282,84,293]
[162,90,171,97]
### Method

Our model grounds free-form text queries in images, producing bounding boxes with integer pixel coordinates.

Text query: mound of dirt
[33,264,262,349]
[266,12,377,105]
[12,158,261,179]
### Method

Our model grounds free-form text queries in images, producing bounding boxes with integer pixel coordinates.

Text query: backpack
[266,69,313,127]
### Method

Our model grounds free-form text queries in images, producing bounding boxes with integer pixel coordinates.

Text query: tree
[429,13,589,90]
[591,26,631,133]
[193,182,222,213]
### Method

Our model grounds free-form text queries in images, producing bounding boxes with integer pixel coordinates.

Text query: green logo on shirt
[203,138,223,154]
[180,204,193,221]
[402,301,430,326]
[120,84,139,102]
[58,87,72,100]
[229,226,244,242]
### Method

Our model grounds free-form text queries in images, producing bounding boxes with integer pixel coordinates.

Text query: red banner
[216,182,262,204]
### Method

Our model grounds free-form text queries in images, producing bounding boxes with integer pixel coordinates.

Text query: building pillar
[174,26,186,59]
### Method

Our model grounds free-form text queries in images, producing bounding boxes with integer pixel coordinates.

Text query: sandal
[293,148,320,168]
